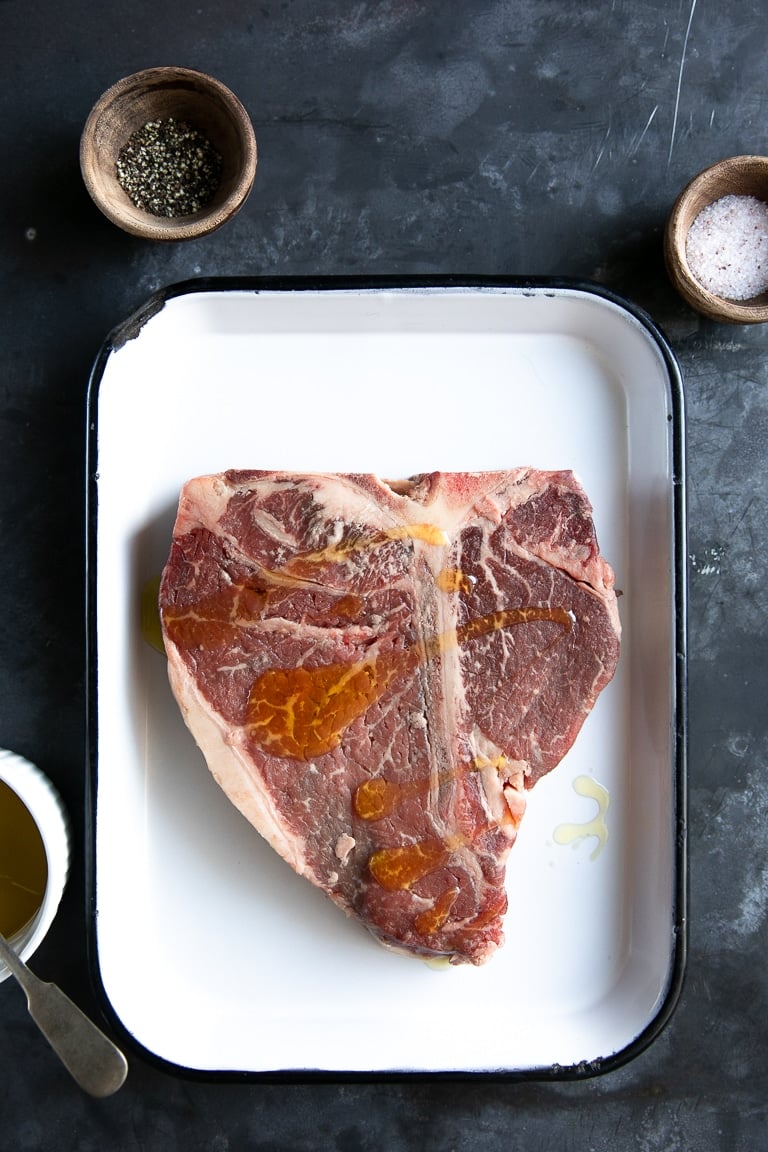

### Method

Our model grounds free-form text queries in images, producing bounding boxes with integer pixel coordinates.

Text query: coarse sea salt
[685,193,768,300]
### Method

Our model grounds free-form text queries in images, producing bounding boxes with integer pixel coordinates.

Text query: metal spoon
[0,930,128,1097]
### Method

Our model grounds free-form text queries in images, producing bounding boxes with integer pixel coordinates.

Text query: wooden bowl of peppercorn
[80,66,257,241]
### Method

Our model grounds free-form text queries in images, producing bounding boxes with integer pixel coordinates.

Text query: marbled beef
[159,469,620,965]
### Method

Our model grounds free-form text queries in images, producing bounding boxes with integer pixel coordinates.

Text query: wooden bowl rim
[664,154,768,324]
[80,66,257,241]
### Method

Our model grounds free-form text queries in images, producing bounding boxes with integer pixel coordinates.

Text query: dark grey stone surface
[1,1,766,1148]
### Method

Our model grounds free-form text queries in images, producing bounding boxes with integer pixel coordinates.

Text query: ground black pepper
[116,118,222,218]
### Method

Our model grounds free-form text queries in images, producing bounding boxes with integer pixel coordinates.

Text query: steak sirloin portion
[159,470,621,965]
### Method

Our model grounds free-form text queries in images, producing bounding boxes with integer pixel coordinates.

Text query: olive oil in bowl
[0,779,48,939]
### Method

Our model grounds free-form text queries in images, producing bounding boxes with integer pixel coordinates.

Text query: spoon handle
[0,932,128,1097]
[0,929,30,986]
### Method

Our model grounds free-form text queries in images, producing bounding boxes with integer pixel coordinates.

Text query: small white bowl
[0,749,70,982]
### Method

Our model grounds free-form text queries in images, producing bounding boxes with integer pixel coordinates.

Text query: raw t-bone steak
[159,469,621,965]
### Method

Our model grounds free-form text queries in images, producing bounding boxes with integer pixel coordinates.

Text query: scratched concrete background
[1,0,767,1148]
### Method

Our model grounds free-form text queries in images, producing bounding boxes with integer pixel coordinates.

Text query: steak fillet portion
[159,469,621,965]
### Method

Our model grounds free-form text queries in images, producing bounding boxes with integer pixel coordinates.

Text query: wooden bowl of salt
[665,155,768,323]
[80,67,257,241]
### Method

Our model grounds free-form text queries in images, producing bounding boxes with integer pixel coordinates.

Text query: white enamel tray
[86,279,687,1079]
